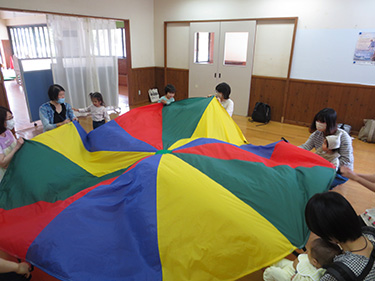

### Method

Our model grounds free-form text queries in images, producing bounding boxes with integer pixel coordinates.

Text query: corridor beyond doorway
[5,80,42,131]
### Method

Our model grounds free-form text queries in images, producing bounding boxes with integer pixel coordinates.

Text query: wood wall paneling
[166,68,189,101]
[0,71,10,109]
[250,76,375,132]
[129,67,183,106]
[128,70,375,132]
[155,67,165,96]
[118,58,128,86]
[119,75,128,86]
[156,67,189,101]
[284,80,325,126]
[249,76,286,121]
[128,67,156,105]
[284,79,375,132]
[1,40,12,69]
[118,58,128,75]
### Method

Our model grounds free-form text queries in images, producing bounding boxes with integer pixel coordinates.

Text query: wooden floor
[233,116,375,281]
[3,85,375,280]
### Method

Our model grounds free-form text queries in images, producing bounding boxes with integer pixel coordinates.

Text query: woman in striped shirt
[300,108,354,186]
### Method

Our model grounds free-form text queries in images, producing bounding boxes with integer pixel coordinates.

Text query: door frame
[0,7,132,113]
[164,17,298,120]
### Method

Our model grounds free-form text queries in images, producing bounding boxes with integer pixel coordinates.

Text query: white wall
[1,0,374,84]
[166,23,189,69]
[0,19,7,39]
[253,21,294,77]
[5,14,47,26]
[0,0,155,68]
[155,0,375,85]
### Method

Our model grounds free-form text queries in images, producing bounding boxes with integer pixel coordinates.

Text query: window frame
[194,31,214,64]
[8,24,127,59]
[117,27,127,58]
[8,24,52,59]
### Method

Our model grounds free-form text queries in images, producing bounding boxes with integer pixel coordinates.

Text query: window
[223,32,249,66]
[194,32,214,64]
[116,27,126,58]
[91,27,126,57]
[8,25,52,59]
[9,24,126,59]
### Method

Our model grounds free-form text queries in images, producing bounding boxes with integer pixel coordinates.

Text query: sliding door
[189,22,220,98]
[189,21,256,116]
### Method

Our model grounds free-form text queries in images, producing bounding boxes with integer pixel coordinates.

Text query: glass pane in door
[194,32,214,64]
[223,32,249,66]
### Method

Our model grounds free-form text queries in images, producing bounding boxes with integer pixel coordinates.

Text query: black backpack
[324,226,375,281]
[251,102,271,124]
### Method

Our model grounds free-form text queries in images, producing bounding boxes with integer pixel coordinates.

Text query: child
[315,134,341,169]
[158,84,176,105]
[73,92,110,129]
[263,238,341,281]
[215,82,234,117]
[207,82,234,117]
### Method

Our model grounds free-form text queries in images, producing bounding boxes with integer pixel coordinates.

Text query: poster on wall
[353,32,375,65]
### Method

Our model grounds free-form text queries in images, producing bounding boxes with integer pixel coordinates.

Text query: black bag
[251,102,271,124]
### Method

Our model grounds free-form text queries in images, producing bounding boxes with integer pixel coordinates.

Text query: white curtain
[47,15,119,108]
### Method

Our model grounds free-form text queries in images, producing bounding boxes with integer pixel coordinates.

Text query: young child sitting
[158,84,176,105]
[315,134,341,169]
[207,82,234,116]
[215,82,234,117]
[73,92,110,129]
[263,238,341,281]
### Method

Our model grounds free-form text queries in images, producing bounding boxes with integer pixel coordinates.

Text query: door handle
[218,73,221,78]
[214,73,217,78]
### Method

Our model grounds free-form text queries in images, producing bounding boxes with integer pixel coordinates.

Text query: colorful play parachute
[0,97,335,281]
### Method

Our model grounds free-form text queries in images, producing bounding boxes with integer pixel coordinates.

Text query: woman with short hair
[305,192,375,280]
[39,84,77,132]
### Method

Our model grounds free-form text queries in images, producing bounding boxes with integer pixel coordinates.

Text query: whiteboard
[291,29,375,86]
